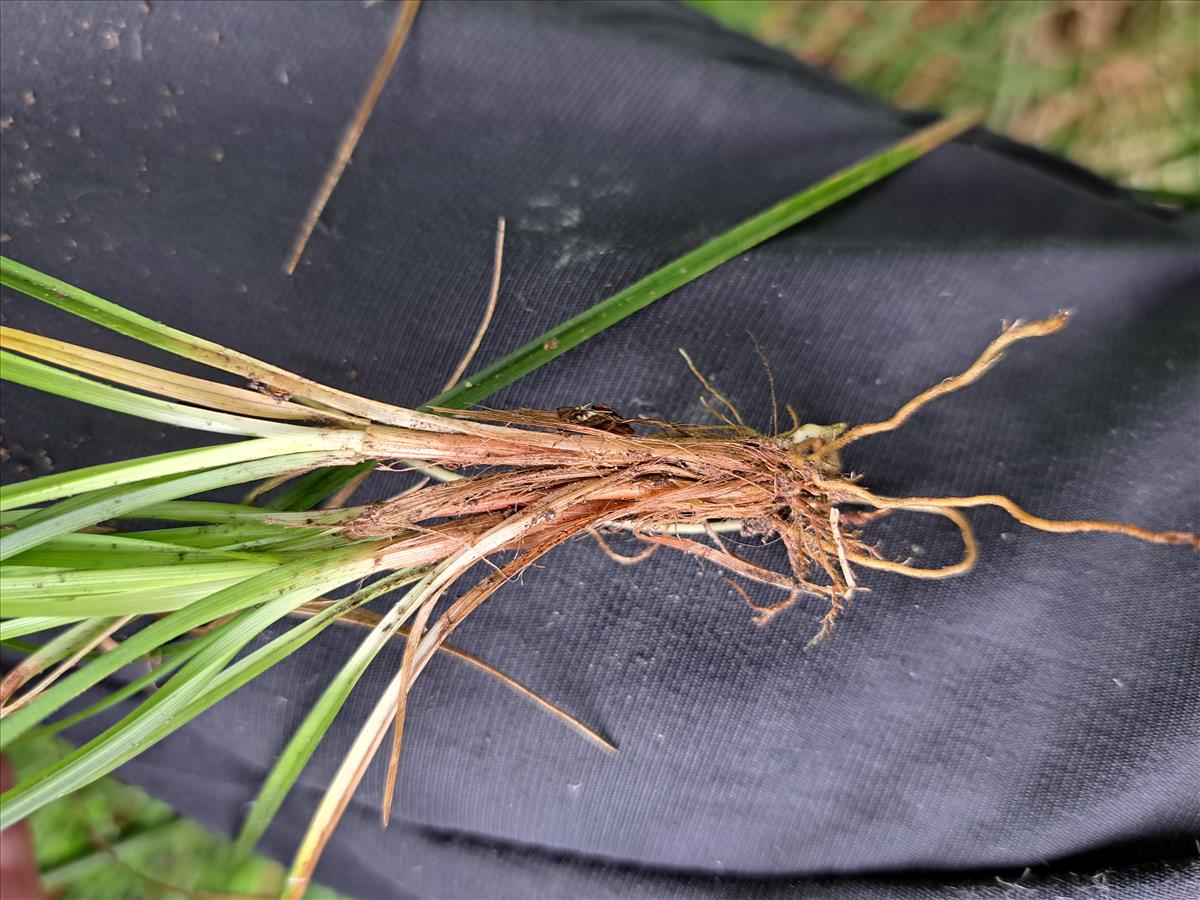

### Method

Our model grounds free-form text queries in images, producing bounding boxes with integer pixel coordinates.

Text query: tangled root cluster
[332,313,1197,659]
[259,311,1199,878]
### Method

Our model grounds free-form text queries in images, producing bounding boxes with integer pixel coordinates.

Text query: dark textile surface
[2,1,1198,897]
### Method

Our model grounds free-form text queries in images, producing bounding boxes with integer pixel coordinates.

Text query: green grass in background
[9,738,342,898]
[687,0,1200,206]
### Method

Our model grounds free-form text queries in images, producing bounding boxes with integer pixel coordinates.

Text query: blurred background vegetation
[8,2,1197,898]
[8,734,343,897]
[9,737,341,898]
[690,0,1200,206]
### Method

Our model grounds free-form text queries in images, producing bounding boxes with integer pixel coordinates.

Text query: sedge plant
[1,114,1195,897]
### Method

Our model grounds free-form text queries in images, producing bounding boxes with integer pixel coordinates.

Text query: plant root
[9,311,1192,891]
[156,310,1185,894]
[332,313,1194,684]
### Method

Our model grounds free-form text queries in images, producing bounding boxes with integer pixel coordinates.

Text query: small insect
[555,403,636,435]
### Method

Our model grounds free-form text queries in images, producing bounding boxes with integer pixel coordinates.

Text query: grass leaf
[235,570,428,856]
[0,450,354,562]
[0,257,440,430]
[1,351,315,438]
[4,532,285,568]
[2,326,361,425]
[0,548,384,826]
[0,433,359,511]
[0,617,88,640]
[16,639,202,745]
[0,545,380,751]
[426,113,978,410]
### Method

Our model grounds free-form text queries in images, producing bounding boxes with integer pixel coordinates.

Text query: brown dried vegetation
[316,311,1198,674]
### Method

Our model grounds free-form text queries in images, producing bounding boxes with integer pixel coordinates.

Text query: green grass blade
[16,638,204,745]
[3,532,285,568]
[1,561,276,599]
[124,521,286,540]
[235,571,429,855]
[2,326,361,424]
[0,257,435,429]
[124,523,329,551]
[1,562,276,618]
[0,450,351,564]
[426,113,977,410]
[1,351,313,438]
[107,501,349,526]
[0,549,386,825]
[0,256,267,372]
[0,545,378,752]
[0,617,86,640]
[266,462,375,512]
[133,502,356,526]
[0,432,357,511]
[1,578,246,619]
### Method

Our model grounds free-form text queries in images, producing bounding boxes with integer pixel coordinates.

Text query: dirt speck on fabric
[16,171,44,191]
[127,25,143,61]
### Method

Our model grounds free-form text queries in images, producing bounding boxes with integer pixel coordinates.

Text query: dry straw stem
[0,616,131,715]
[295,603,616,753]
[283,0,422,275]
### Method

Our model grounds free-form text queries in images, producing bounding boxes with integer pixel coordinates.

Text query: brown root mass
[326,313,1197,659]
[268,312,1196,892]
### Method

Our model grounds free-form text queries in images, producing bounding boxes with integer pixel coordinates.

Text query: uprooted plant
[0,117,1194,897]
[3,287,1195,890]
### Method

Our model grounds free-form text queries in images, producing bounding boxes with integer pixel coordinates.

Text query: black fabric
[2,1,1198,897]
